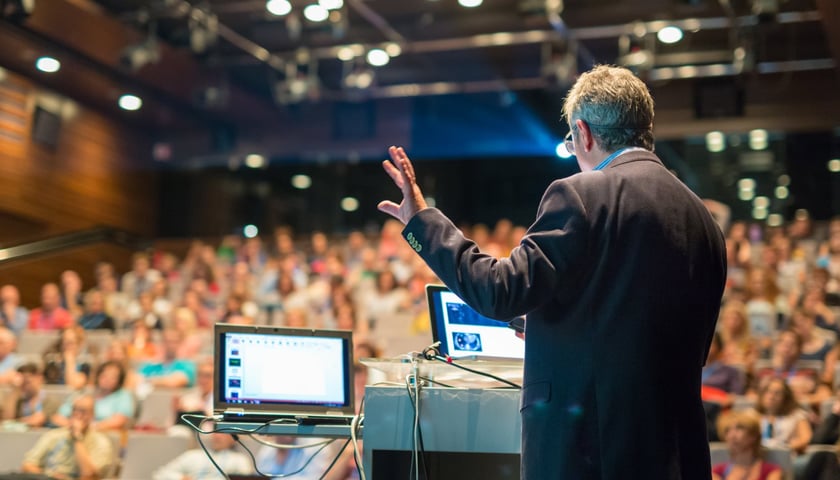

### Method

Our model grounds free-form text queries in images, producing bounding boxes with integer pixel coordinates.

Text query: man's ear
[574,119,593,153]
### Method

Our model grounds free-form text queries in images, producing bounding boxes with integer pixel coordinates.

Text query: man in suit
[378,65,727,479]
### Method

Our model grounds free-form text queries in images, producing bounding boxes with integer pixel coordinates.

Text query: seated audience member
[0,284,29,335]
[152,431,253,480]
[811,396,840,445]
[174,358,214,419]
[137,329,196,389]
[100,339,139,391]
[20,395,116,479]
[754,377,812,454]
[798,396,840,480]
[28,283,73,331]
[1,363,58,427]
[59,270,85,320]
[713,410,782,480]
[77,289,115,331]
[125,291,164,330]
[789,307,837,407]
[51,360,135,432]
[704,332,747,405]
[0,327,21,385]
[42,326,91,389]
[122,252,162,300]
[751,330,821,404]
[125,320,160,362]
[703,332,747,441]
[170,307,205,359]
[717,300,758,368]
[254,435,346,479]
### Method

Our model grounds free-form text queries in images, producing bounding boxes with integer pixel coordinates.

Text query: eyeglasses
[564,131,575,155]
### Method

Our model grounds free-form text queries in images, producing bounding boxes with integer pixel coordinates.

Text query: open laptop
[214,323,355,425]
[426,285,524,361]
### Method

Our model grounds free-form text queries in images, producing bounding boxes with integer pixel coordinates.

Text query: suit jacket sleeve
[402,179,589,320]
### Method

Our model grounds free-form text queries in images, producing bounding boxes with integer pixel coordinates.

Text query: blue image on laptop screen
[220,330,349,409]
[426,285,524,360]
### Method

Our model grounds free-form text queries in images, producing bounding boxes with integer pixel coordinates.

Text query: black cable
[195,417,231,480]
[426,353,522,389]
[353,395,366,479]
[233,433,335,478]
[318,437,352,480]
[404,378,429,480]
[418,375,455,388]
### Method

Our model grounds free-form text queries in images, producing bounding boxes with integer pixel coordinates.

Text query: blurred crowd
[1,211,840,478]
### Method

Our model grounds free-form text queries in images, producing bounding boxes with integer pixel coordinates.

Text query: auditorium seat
[134,388,191,430]
[16,331,58,355]
[0,429,47,473]
[119,432,191,479]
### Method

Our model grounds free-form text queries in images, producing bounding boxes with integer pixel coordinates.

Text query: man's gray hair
[562,65,655,152]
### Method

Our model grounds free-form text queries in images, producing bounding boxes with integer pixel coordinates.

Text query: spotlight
[35,56,60,73]
[119,36,160,72]
[266,0,292,16]
[366,48,389,67]
[118,94,143,111]
[188,8,218,54]
[657,26,683,44]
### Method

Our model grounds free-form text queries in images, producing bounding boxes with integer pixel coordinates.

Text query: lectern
[362,359,522,479]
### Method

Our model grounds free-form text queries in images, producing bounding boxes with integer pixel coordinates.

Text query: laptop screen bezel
[213,323,355,417]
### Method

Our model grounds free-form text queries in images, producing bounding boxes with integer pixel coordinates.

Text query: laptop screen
[426,285,524,361]
[214,323,355,417]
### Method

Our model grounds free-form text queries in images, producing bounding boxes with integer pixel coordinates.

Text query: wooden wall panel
[0,71,158,243]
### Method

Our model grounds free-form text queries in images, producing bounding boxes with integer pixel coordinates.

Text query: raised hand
[377,146,428,225]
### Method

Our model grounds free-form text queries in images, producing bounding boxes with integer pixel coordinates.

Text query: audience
[3,215,840,478]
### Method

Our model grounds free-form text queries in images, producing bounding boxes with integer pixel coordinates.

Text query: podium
[362,358,523,479]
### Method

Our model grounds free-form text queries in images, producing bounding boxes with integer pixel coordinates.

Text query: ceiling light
[705,131,725,153]
[738,189,755,201]
[458,0,483,7]
[657,26,683,44]
[337,46,355,61]
[767,214,783,227]
[774,186,789,199]
[737,178,756,191]
[266,0,292,16]
[340,196,359,212]
[319,0,344,9]
[752,207,768,220]
[291,174,312,189]
[118,94,142,111]
[777,174,791,186]
[366,48,389,67]
[385,43,402,57]
[303,4,329,22]
[749,129,768,150]
[35,56,60,73]
[243,224,259,239]
[245,154,266,168]
[752,196,770,209]
[828,159,840,173]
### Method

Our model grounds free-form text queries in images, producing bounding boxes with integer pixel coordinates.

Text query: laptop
[213,323,355,425]
[426,285,524,361]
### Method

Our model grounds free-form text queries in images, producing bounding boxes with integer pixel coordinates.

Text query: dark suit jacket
[402,150,727,479]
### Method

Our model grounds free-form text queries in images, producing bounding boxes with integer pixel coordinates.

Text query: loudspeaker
[31,105,61,149]
[693,78,745,118]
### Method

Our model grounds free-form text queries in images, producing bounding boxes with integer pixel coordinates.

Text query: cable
[404,370,429,480]
[421,342,522,389]
[195,416,231,480]
[318,437,352,480]
[412,358,420,480]
[234,433,336,478]
[351,395,367,480]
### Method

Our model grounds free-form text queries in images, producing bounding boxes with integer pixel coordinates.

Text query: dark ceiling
[0,0,838,164]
